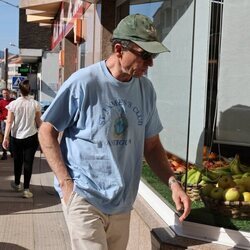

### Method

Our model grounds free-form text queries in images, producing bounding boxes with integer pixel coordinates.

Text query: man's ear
[115,43,123,57]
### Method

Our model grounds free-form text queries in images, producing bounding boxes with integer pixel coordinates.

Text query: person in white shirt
[2,80,42,198]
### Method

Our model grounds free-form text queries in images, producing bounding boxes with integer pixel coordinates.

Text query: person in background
[0,88,14,160]
[10,90,17,99]
[2,80,42,198]
[38,14,191,250]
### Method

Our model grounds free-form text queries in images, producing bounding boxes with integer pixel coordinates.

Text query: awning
[19,0,66,23]
[19,49,43,63]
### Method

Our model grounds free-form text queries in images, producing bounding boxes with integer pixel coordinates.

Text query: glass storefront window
[120,0,250,245]
[129,0,194,162]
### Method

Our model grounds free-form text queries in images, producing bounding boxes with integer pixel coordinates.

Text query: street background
[0,151,71,250]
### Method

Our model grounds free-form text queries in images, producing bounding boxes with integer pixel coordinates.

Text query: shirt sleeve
[42,75,84,132]
[5,102,14,113]
[144,82,163,138]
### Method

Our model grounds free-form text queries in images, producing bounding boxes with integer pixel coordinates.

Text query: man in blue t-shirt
[39,14,191,250]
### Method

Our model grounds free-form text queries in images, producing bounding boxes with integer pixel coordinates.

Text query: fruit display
[167,148,228,174]
[199,155,250,218]
[180,167,203,201]
[166,150,250,206]
[202,146,229,169]
[201,155,250,195]
[167,153,187,174]
[181,167,202,186]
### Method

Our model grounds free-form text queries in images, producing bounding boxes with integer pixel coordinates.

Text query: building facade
[18,0,250,248]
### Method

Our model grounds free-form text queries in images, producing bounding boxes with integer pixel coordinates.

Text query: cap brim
[132,40,170,53]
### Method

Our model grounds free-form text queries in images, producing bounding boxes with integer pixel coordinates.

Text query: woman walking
[2,80,42,198]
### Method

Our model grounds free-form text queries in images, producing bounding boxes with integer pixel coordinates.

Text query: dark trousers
[2,147,7,155]
[11,133,39,189]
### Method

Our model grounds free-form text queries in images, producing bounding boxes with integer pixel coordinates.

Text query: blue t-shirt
[42,60,163,214]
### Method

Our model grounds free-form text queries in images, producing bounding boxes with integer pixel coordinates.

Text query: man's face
[118,43,154,80]
[2,90,10,100]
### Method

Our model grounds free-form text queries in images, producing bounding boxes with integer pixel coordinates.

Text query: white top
[6,96,41,139]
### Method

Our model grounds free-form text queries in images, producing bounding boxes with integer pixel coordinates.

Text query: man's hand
[2,138,9,150]
[170,181,191,222]
[60,179,74,205]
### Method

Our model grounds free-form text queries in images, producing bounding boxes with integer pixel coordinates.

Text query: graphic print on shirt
[114,107,128,138]
[98,98,143,146]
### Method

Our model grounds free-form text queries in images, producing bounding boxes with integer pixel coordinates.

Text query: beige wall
[83,4,96,66]
[82,2,116,66]
[82,4,104,66]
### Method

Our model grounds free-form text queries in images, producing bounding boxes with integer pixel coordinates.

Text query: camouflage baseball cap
[112,14,170,53]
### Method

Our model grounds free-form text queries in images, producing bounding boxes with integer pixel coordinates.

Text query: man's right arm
[38,122,73,203]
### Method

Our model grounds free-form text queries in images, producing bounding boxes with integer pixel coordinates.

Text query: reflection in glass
[130,0,194,161]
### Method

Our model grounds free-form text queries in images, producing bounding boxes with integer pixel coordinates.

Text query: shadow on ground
[0,152,61,216]
[0,183,60,216]
[0,242,29,250]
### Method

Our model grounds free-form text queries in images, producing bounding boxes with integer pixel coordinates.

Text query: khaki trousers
[62,192,131,250]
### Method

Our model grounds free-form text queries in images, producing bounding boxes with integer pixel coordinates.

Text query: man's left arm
[144,134,191,222]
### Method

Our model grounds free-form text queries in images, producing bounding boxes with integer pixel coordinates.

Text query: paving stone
[0,153,71,250]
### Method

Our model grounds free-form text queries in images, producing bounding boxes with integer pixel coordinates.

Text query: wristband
[64,178,73,182]
[60,178,73,187]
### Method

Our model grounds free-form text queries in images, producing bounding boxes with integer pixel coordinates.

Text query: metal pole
[4,48,8,89]
[184,0,197,192]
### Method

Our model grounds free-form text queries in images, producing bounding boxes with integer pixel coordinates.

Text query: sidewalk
[0,152,235,250]
[0,151,71,250]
